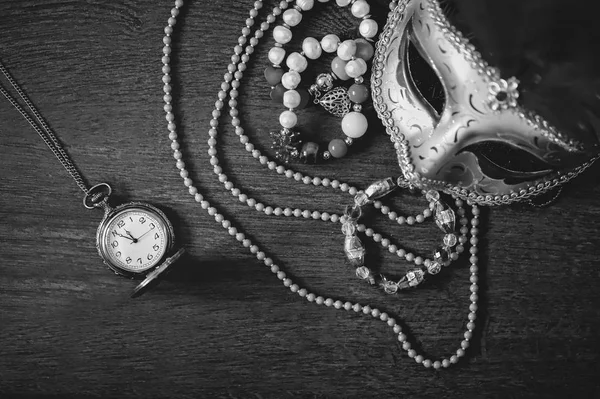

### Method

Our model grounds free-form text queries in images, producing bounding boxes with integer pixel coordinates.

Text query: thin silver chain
[0,61,90,194]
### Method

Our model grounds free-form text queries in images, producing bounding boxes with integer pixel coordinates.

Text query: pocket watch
[87,183,185,297]
[1,59,184,298]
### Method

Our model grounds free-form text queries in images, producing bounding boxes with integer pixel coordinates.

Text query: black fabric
[441,0,600,149]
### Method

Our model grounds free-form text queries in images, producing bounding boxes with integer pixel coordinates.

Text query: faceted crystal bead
[341,222,357,236]
[433,246,451,264]
[364,177,397,200]
[443,233,458,247]
[434,200,456,233]
[354,192,369,207]
[344,235,366,266]
[427,261,442,275]
[406,269,425,287]
[425,190,440,202]
[344,204,362,220]
[355,266,371,280]
[381,279,399,294]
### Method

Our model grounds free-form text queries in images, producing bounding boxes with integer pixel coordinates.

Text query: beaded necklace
[162,0,480,370]
[266,0,378,162]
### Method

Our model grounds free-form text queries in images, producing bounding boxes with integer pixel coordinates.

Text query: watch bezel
[96,201,175,278]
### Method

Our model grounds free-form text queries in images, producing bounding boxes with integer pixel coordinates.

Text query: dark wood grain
[1,1,599,398]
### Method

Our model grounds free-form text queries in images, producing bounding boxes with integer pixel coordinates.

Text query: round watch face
[97,203,174,277]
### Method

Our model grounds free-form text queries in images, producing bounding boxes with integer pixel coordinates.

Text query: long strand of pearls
[161,0,480,370]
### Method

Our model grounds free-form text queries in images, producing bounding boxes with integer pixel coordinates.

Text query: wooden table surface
[1,1,599,398]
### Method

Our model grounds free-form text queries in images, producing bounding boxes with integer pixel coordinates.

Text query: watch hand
[136,228,154,241]
[124,229,139,243]
[115,232,134,241]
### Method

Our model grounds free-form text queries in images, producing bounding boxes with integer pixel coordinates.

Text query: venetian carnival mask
[372,0,600,205]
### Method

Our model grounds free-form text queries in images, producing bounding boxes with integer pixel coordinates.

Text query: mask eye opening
[404,25,447,118]
[458,140,556,185]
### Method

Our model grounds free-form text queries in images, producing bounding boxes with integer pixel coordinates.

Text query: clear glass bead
[381,279,399,294]
[434,201,456,233]
[434,247,451,264]
[343,204,362,220]
[406,269,425,287]
[354,192,369,207]
[344,235,366,266]
[341,222,356,236]
[443,233,458,247]
[364,177,396,200]
[425,190,440,202]
[355,265,371,280]
[427,261,442,275]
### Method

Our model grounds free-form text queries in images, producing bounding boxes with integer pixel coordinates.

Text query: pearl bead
[344,58,367,78]
[279,110,298,128]
[273,26,292,44]
[268,47,286,65]
[359,19,378,39]
[282,8,302,26]
[281,71,301,89]
[337,39,357,61]
[296,0,314,10]
[320,34,340,53]
[302,37,322,59]
[342,111,368,138]
[286,52,308,72]
[283,90,301,109]
[336,0,351,6]
[351,0,370,18]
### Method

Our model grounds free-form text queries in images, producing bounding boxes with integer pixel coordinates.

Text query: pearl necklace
[161,0,480,370]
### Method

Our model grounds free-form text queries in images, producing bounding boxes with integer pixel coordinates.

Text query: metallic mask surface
[372,0,599,205]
